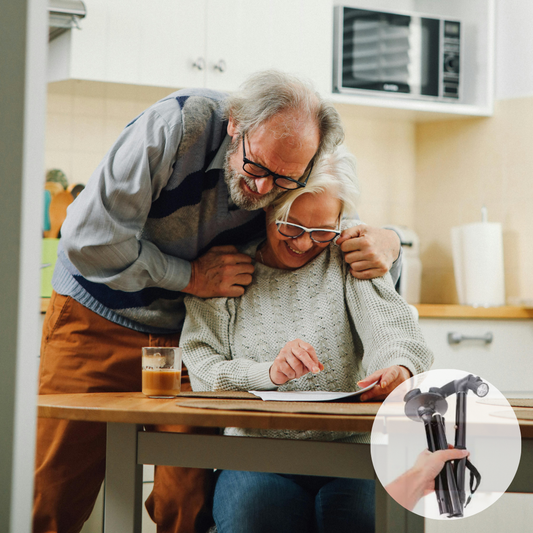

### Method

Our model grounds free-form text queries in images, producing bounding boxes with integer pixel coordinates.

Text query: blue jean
[213,470,375,533]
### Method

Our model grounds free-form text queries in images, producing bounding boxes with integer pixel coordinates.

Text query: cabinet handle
[447,332,493,345]
[192,57,205,71]
[213,59,226,73]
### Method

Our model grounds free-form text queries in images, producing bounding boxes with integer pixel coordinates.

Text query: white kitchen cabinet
[49,0,205,88]
[204,0,332,94]
[419,318,533,397]
[48,0,332,95]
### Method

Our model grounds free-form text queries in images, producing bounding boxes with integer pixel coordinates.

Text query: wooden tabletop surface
[37,392,533,438]
[37,392,377,433]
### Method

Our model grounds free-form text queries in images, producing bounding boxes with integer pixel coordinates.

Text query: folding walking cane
[404,374,488,517]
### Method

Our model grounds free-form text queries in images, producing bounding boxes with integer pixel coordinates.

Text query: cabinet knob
[447,332,493,345]
[192,57,205,71]
[213,59,227,73]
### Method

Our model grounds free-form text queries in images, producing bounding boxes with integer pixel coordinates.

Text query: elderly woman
[181,146,433,533]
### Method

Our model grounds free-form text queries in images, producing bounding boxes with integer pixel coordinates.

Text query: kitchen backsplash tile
[416,96,533,304]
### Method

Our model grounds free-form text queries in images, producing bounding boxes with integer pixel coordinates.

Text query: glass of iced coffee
[142,347,182,398]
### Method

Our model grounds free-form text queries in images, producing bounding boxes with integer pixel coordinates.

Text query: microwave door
[343,10,412,94]
[407,17,440,98]
[340,9,440,99]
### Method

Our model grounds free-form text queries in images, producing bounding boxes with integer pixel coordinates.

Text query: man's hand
[182,245,254,298]
[357,365,411,401]
[269,339,324,386]
[336,226,401,279]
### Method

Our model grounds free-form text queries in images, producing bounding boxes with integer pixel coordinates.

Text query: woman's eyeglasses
[242,133,313,190]
[275,220,340,243]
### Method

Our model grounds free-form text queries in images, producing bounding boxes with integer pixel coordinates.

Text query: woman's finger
[378,367,399,389]
[279,360,296,380]
[285,352,306,377]
[295,341,320,367]
[358,368,386,387]
[291,346,320,374]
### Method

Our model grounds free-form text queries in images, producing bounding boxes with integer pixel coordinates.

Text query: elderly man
[34,70,402,533]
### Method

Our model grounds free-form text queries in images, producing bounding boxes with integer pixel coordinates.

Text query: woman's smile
[260,190,341,270]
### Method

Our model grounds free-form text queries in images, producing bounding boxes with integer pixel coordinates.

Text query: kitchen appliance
[388,226,422,304]
[333,6,461,101]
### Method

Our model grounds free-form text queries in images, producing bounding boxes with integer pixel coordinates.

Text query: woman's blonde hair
[267,145,359,224]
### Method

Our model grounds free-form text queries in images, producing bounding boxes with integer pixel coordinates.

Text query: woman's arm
[181,295,276,391]
[344,269,434,398]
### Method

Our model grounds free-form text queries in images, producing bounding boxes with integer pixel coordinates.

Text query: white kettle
[387,226,422,305]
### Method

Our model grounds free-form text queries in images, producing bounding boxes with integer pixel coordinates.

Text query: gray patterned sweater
[52,89,266,334]
[181,239,433,443]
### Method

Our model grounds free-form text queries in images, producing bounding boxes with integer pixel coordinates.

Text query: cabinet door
[104,0,143,84]
[69,0,207,87]
[419,319,533,396]
[137,0,207,88]
[68,0,108,81]
[205,0,332,94]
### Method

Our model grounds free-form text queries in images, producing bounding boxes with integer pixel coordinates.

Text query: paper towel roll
[451,222,505,307]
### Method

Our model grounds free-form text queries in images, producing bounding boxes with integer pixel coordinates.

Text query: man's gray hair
[268,145,360,224]
[225,70,344,159]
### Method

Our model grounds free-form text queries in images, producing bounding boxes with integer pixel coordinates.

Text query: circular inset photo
[370,369,521,520]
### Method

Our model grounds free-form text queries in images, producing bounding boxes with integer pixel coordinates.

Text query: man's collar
[206,134,231,172]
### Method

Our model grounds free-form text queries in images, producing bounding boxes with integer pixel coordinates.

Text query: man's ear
[227,116,238,139]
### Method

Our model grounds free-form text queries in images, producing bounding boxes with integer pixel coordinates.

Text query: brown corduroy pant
[33,291,215,533]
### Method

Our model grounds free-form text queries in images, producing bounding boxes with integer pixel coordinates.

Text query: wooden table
[37,392,533,533]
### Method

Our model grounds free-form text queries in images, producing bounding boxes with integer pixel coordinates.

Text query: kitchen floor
[80,466,156,533]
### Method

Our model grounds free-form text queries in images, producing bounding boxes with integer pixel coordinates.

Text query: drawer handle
[447,332,493,345]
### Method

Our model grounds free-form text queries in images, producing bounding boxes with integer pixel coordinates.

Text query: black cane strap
[464,458,481,507]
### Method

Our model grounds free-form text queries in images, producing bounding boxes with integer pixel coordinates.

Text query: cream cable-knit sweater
[181,240,433,443]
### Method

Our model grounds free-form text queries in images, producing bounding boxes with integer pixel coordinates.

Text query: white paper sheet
[249,381,379,402]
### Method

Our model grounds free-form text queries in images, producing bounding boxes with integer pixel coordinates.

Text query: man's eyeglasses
[276,220,340,243]
[242,133,313,190]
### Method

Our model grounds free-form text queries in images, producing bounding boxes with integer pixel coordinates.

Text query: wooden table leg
[104,423,143,533]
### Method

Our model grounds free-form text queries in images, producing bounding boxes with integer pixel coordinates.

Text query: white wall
[495,0,533,99]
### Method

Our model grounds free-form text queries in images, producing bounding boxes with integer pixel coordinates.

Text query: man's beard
[224,138,282,210]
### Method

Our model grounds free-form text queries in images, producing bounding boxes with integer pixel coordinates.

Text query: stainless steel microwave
[333,7,461,101]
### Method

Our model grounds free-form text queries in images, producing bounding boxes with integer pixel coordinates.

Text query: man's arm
[61,99,253,297]
[60,100,190,292]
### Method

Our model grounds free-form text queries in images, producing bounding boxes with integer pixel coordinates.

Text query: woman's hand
[357,365,412,401]
[269,339,324,386]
